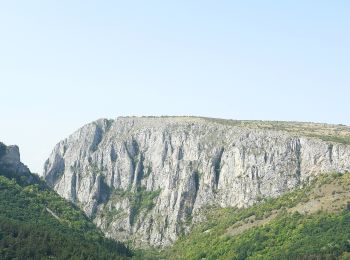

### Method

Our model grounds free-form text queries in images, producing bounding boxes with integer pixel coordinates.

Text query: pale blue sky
[0,1,349,173]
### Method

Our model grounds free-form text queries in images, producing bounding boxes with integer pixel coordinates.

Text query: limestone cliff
[0,142,31,177]
[43,117,350,248]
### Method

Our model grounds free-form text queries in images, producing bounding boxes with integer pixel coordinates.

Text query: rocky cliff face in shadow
[43,117,350,248]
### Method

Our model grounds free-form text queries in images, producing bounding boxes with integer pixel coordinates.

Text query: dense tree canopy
[0,170,132,259]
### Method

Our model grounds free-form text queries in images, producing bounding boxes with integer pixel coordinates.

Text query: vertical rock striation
[43,117,350,248]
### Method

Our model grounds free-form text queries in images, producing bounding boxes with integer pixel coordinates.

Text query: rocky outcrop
[43,117,350,248]
[0,142,31,176]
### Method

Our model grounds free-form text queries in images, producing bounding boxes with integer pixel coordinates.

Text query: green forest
[168,173,350,259]
[0,169,132,259]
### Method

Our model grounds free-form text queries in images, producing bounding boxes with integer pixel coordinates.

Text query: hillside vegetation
[197,117,350,145]
[129,116,350,144]
[166,172,350,259]
[0,169,132,259]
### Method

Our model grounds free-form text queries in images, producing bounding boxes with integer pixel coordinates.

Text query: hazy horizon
[1,1,349,173]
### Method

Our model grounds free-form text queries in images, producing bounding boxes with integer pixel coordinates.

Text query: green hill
[0,144,132,259]
[166,172,350,259]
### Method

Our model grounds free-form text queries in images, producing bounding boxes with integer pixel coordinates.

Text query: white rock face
[43,117,350,248]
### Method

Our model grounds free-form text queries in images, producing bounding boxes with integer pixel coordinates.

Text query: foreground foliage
[0,171,132,259]
[168,173,350,259]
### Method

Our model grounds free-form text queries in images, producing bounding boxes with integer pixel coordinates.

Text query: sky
[0,1,349,174]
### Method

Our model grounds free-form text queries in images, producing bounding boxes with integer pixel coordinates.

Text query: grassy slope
[198,117,350,145]
[165,172,350,259]
[135,116,350,145]
[0,170,132,259]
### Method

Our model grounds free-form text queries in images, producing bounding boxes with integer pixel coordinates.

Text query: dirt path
[46,207,61,221]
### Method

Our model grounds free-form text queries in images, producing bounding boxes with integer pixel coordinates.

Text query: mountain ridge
[43,116,350,248]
